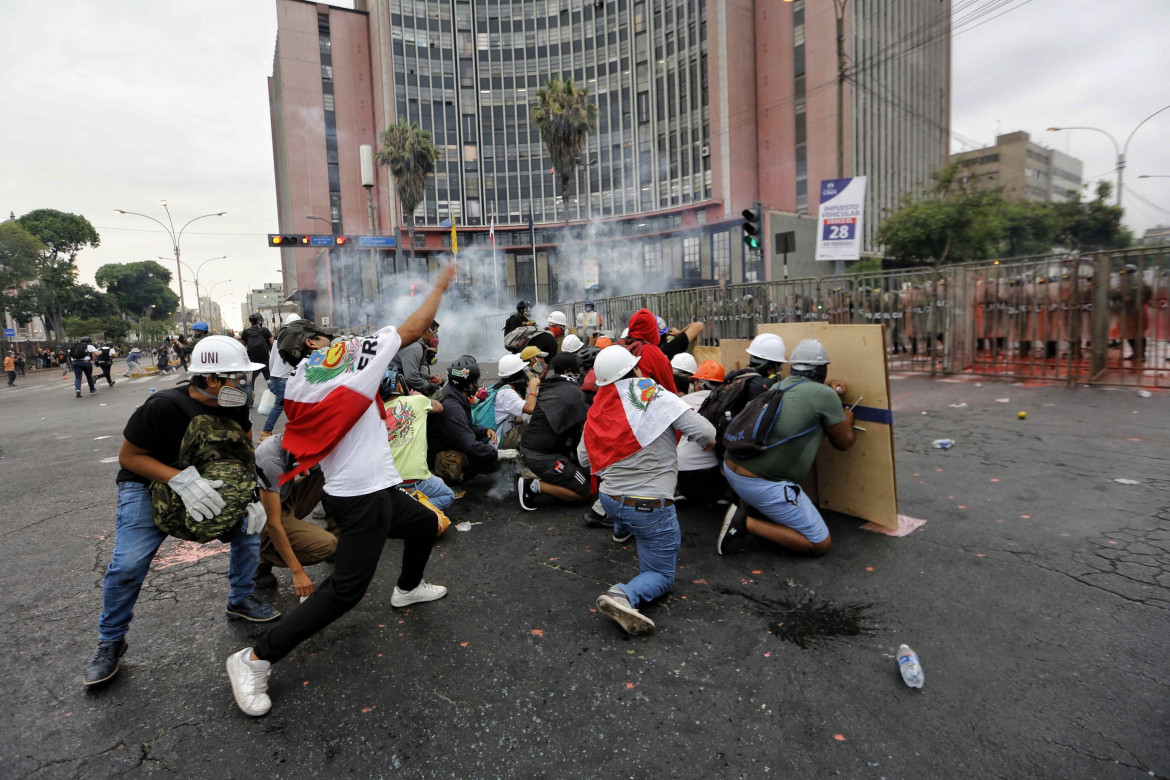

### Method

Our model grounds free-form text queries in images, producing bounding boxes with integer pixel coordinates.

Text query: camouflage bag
[151,397,256,543]
[432,450,468,483]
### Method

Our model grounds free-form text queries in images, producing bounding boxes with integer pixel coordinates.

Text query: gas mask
[192,374,248,407]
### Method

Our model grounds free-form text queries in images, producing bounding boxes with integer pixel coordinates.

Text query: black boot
[84,638,128,687]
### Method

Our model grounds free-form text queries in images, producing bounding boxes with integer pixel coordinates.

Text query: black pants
[676,466,729,504]
[95,362,114,385]
[254,486,439,664]
[6,371,14,387]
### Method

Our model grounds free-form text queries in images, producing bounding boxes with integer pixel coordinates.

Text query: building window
[712,231,730,282]
[643,242,663,275]
[682,236,700,279]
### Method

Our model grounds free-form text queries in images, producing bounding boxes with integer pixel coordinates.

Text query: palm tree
[375,122,441,266]
[530,78,599,224]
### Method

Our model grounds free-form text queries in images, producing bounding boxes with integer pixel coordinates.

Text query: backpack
[722,379,818,461]
[149,389,256,543]
[504,325,540,353]
[697,369,762,457]
[69,342,88,360]
[97,347,112,365]
[470,386,500,431]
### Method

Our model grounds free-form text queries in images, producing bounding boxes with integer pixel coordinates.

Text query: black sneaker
[582,506,610,528]
[596,587,654,635]
[517,477,540,511]
[252,565,277,589]
[75,390,82,398]
[717,503,749,555]
[226,595,281,623]
[612,527,633,543]
[83,638,128,687]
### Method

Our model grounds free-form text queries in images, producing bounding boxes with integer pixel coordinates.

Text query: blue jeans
[412,475,455,510]
[722,464,830,544]
[263,376,287,432]
[73,360,95,392]
[599,494,680,608]
[97,481,261,643]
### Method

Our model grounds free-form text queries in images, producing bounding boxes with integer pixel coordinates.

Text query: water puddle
[768,598,874,649]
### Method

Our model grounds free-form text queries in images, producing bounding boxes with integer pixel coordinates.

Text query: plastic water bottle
[897,644,924,688]
[149,388,157,394]
[931,438,954,449]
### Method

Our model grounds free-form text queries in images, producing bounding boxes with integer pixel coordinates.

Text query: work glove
[167,465,226,522]
[243,501,267,535]
[496,448,519,462]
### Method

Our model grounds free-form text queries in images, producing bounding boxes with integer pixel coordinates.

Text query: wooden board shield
[718,324,898,529]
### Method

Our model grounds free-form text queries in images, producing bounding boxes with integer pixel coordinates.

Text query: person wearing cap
[578,346,716,635]
[183,321,211,361]
[517,352,590,510]
[83,336,278,690]
[389,319,442,396]
[525,311,566,358]
[675,359,728,504]
[427,355,501,484]
[655,316,706,360]
[576,300,602,340]
[519,344,549,380]
[493,353,538,449]
[718,338,855,557]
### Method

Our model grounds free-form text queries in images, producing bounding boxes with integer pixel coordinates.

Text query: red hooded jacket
[617,308,677,394]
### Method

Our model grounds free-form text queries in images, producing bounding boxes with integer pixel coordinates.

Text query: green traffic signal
[744,235,760,249]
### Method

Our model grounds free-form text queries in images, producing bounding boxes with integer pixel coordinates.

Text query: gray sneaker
[596,587,655,635]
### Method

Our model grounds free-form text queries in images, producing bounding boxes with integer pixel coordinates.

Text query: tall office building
[270,0,950,326]
[952,131,1084,204]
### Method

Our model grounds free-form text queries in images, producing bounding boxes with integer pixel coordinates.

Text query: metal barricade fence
[474,247,1170,386]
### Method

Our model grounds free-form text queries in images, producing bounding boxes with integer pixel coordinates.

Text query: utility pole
[835,0,849,276]
[360,144,382,318]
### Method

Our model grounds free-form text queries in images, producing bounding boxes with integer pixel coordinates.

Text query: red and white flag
[583,377,689,474]
[489,212,495,248]
[278,326,401,483]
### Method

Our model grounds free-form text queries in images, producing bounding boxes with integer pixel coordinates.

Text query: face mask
[532,359,547,376]
[216,384,248,407]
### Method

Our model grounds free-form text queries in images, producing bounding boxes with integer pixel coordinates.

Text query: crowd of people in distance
[81,277,858,720]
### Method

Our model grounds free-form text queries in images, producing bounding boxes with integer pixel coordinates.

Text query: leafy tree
[375,122,441,265]
[1052,181,1132,252]
[7,288,41,326]
[64,315,130,342]
[999,198,1056,257]
[0,221,42,293]
[530,78,599,223]
[15,209,100,340]
[95,260,179,319]
[66,284,122,319]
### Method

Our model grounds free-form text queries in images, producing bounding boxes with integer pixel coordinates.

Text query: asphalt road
[1,365,1167,779]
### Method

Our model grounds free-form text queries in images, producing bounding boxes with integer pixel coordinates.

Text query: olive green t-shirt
[726,376,846,483]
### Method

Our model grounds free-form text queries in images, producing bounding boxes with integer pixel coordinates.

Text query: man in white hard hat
[718,338,855,557]
[560,333,585,356]
[524,311,567,357]
[669,352,697,397]
[578,346,716,635]
[84,335,278,689]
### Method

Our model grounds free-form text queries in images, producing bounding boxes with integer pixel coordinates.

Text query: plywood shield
[719,325,898,529]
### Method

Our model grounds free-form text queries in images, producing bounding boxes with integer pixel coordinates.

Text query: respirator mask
[192,373,249,407]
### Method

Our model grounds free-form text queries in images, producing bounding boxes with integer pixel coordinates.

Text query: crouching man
[718,339,855,556]
[252,432,338,594]
[578,346,716,635]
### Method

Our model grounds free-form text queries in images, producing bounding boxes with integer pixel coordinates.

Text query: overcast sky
[2,0,1168,331]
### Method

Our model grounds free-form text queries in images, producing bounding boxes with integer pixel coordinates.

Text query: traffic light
[334,236,351,246]
[268,234,299,246]
[742,204,762,250]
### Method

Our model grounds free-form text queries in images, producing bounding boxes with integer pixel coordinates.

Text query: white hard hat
[670,352,698,375]
[746,333,787,363]
[188,335,265,374]
[548,311,568,327]
[789,338,830,369]
[621,327,629,339]
[284,312,300,325]
[497,353,526,378]
[561,334,584,354]
[593,345,640,386]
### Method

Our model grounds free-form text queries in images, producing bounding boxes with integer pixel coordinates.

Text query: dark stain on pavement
[768,598,874,649]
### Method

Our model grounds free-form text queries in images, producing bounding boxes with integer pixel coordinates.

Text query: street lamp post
[1048,104,1170,209]
[170,255,227,324]
[203,280,233,333]
[113,202,227,335]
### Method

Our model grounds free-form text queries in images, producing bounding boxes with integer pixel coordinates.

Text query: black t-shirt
[526,330,559,358]
[241,326,274,362]
[116,387,252,485]
[660,331,690,359]
[520,378,587,456]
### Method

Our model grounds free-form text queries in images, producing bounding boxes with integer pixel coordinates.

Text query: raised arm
[399,265,456,345]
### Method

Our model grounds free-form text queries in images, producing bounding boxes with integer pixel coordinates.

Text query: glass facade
[386,0,710,228]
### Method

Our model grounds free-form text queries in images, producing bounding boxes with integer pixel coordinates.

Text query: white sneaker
[391,581,448,608]
[226,648,272,717]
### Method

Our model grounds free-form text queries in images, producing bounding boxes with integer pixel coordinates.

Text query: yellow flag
[451,216,458,255]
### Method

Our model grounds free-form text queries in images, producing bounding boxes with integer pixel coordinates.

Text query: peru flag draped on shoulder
[279,326,402,484]
[583,377,690,474]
